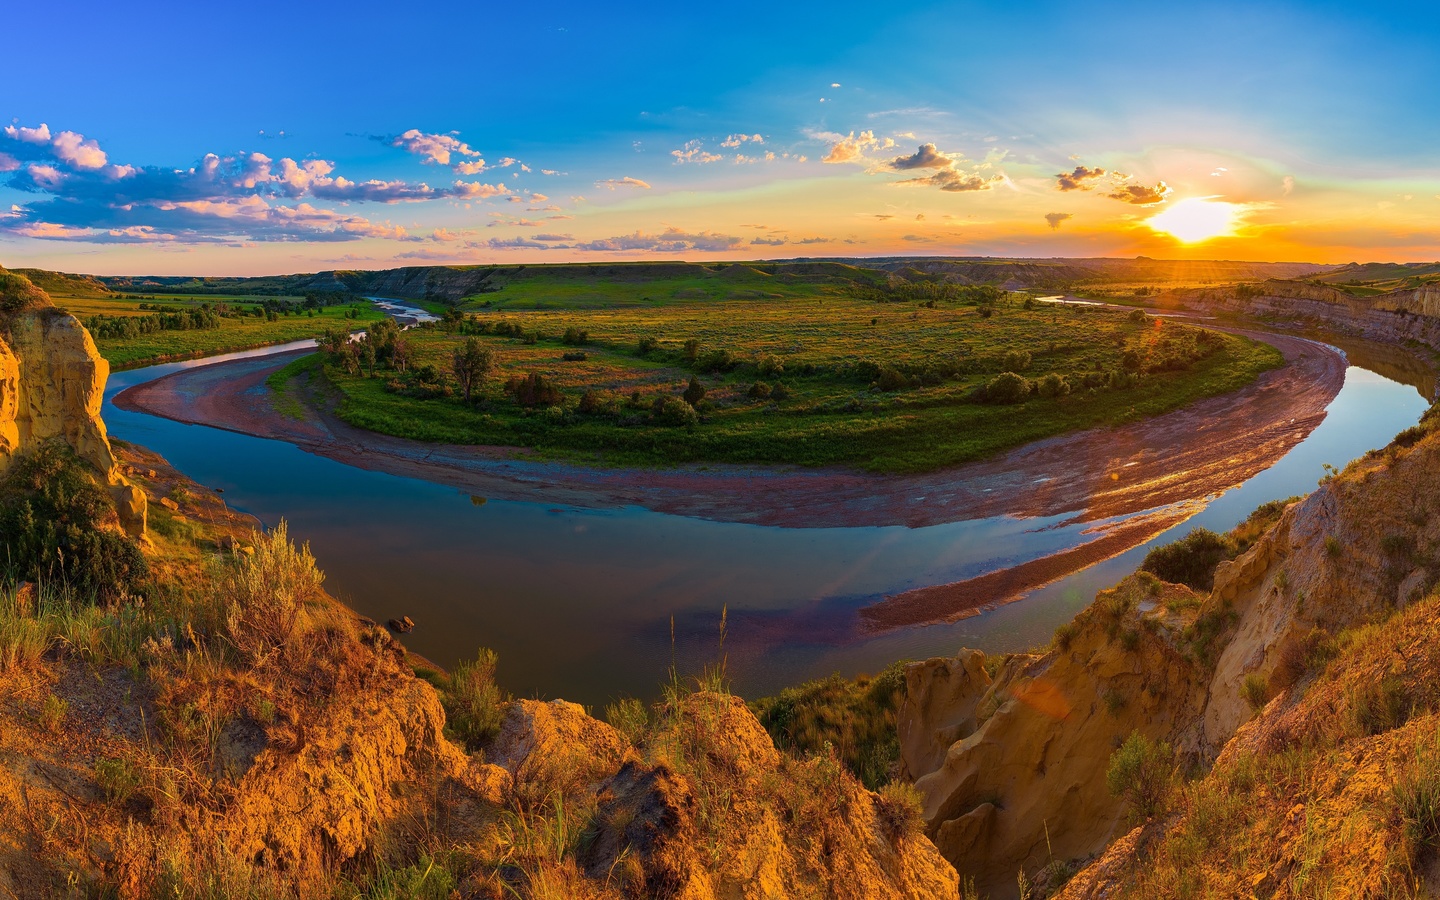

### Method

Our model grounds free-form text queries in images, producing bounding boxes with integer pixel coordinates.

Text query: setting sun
[1146,197,1245,243]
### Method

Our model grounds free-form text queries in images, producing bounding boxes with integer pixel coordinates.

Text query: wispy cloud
[595,176,651,190]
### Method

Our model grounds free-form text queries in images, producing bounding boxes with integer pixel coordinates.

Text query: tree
[683,376,706,406]
[452,338,496,403]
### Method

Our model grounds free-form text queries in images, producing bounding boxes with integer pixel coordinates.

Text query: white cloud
[595,177,651,190]
[390,129,481,167]
[3,123,51,144]
[51,131,107,170]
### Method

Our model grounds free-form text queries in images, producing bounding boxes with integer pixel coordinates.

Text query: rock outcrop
[0,269,145,535]
[902,401,1440,898]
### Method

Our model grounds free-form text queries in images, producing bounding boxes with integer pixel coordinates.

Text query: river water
[102,334,1429,707]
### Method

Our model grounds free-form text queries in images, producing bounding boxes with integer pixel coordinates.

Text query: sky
[3,0,1439,276]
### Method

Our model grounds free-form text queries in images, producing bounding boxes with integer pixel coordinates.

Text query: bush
[96,757,141,804]
[561,327,588,346]
[1396,750,1440,859]
[605,697,648,745]
[876,366,908,392]
[1035,372,1070,399]
[657,397,699,427]
[875,781,926,842]
[1241,672,1268,712]
[982,371,1031,404]
[682,338,700,362]
[444,648,507,749]
[561,350,587,362]
[748,381,772,400]
[1106,731,1172,818]
[1140,528,1229,591]
[223,519,323,663]
[636,335,660,356]
[757,355,784,377]
[697,349,736,372]
[770,382,791,401]
[504,372,564,408]
[0,443,148,601]
[577,389,603,415]
[1000,350,1031,372]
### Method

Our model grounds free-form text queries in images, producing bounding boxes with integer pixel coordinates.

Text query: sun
[1145,197,1244,243]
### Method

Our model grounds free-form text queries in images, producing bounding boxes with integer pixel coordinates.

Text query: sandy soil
[114,327,1347,627]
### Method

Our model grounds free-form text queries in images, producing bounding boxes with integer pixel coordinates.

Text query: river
[101,328,1430,707]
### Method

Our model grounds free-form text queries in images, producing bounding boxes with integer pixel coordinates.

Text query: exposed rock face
[0,306,146,535]
[903,410,1440,898]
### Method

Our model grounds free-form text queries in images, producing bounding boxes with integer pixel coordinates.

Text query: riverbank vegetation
[294,294,1282,473]
[34,279,384,368]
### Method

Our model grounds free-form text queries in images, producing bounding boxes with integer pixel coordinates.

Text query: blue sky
[3,0,1438,274]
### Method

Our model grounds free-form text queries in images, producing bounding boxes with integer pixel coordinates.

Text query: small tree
[1106,731,1172,819]
[683,376,706,406]
[452,338,496,403]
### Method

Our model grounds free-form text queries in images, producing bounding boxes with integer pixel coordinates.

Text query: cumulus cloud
[895,168,1004,192]
[595,176,651,190]
[1045,212,1073,229]
[1107,181,1171,205]
[720,133,763,148]
[1055,165,1107,191]
[52,131,108,169]
[888,143,953,170]
[454,160,488,175]
[0,124,517,246]
[672,141,724,164]
[389,129,481,168]
[821,130,895,164]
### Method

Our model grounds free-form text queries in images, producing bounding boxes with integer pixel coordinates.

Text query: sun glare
[1146,197,1244,243]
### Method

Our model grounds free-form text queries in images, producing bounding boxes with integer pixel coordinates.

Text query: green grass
[305,296,1282,473]
[44,290,385,368]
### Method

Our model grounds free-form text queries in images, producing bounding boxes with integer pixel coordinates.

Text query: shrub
[1052,621,1078,651]
[1393,425,1428,448]
[876,366,908,392]
[445,648,507,749]
[636,336,660,356]
[96,757,141,804]
[561,327,588,346]
[1128,308,1148,323]
[1350,672,1409,736]
[223,519,323,664]
[39,694,68,733]
[1106,731,1172,818]
[748,381,772,400]
[1241,672,1268,712]
[1000,349,1031,372]
[697,349,736,372]
[577,390,603,415]
[1395,747,1440,860]
[504,373,564,408]
[981,372,1031,404]
[1140,528,1229,591]
[1035,372,1071,399]
[683,376,706,406]
[0,442,148,601]
[561,350,587,362]
[770,382,791,402]
[681,338,700,362]
[875,781,926,842]
[657,397,699,427]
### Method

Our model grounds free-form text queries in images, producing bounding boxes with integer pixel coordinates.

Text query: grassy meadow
[300,288,1283,474]
[34,275,385,368]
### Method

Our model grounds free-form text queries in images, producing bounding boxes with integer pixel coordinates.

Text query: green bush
[1141,528,1229,591]
[0,443,148,600]
[1035,372,1071,399]
[1106,731,1172,818]
[683,376,706,406]
[657,397,699,426]
[444,648,507,749]
[982,371,1031,404]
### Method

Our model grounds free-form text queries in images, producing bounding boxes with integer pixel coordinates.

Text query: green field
[289,291,1283,474]
[37,283,386,369]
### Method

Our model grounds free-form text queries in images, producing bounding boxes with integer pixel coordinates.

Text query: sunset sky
[4,0,1439,275]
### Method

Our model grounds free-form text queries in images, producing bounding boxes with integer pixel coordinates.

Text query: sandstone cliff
[901,391,1440,897]
[0,267,145,535]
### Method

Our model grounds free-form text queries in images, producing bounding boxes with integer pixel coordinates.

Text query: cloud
[888,143,953,170]
[822,130,894,164]
[719,133,763,148]
[431,228,464,242]
[672,141,723,164]
[1055,165,1107,191]
[1282,175,1295,196]
[750,236,788,246]
[901,234,934,242]
[572,227,744,253]
[0,153,17,173]
[595,177,651,190]
[895,168,1004,192]
[51,131,107,169]
[454,160,488,175]
[796,236,832,244]
[533,233,573,241]
[450,181,511,199]
[1045,212,1073,230]
[1107,181,1171,205]
[3,123,51,144]
[389,129,481,168]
